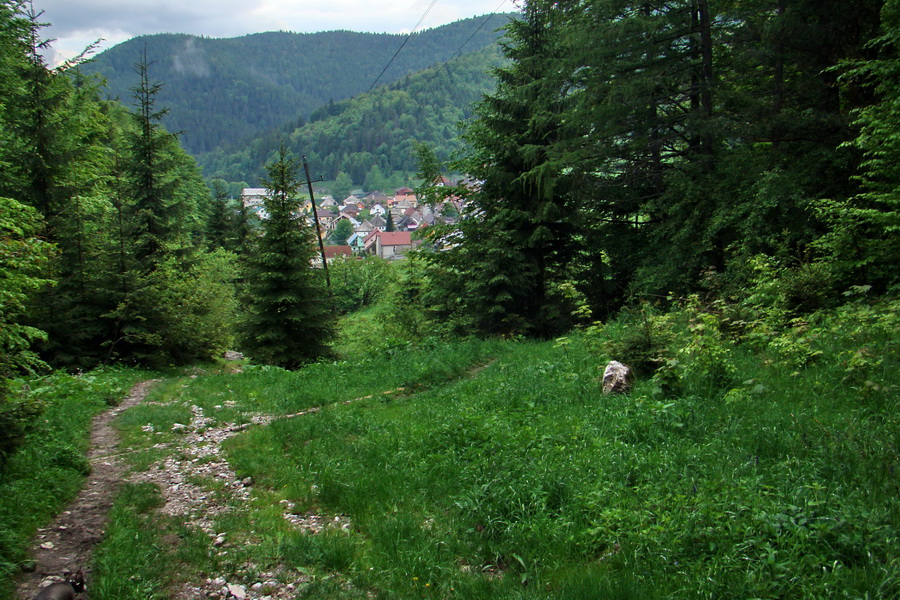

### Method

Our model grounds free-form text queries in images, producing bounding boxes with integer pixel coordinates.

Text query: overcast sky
[34,0,515,66]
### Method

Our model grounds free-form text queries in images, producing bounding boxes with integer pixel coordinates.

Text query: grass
[4,297,898,599]
[90,482,168,600]
[0,366,154,599]
[218,299,898,598]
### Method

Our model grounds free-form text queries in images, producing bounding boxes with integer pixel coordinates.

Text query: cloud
[33,0,510,64]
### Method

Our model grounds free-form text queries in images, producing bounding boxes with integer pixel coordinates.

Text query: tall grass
[217,299,899,599]
[90,482,167,600]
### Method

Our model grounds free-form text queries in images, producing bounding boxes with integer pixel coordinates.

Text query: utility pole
[303,156,332,292]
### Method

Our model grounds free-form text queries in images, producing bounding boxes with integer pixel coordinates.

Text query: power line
[393,0,510,117]
[367,0,439,94]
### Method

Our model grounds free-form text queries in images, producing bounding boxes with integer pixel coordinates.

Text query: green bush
[329,256,398,314]
[0,388,43,466]
[591,303,677,377]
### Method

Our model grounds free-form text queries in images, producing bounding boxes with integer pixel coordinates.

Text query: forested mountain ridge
[199,44,506,184]
[77,14,516,156]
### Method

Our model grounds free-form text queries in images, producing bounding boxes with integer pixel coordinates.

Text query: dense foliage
[420,0,898,337]
[80,15,514,156]
[0,0,241,460]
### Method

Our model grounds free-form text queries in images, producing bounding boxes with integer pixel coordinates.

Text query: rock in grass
[602,361,634,394]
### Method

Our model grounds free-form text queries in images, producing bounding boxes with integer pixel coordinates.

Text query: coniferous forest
[418,0,899,337]
[1,0,899,597]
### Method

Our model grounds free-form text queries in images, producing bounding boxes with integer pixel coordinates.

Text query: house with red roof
[363,230,419,260]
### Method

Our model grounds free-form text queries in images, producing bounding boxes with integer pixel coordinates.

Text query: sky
[33,0,514,66]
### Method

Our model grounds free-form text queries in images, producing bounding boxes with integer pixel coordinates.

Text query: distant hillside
[198,44,505,185]
[79,14,515,155]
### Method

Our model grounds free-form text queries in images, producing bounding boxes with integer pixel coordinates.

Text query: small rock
[214,535,227,546]
[242,477,253,486]
[227,583,247,599]
[251,582,264,591]
[172,423,188,431]
[602,360,635,395]
[40,542,55,550]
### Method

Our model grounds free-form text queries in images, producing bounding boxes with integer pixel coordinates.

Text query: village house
[397,207,427,232]
[241,187,269,208]
[339,205,360,220]
[347,232,365,253]
[364,190,390,206]
[354,219,376,239]
[312,209,337,234]
[363,230,419,260]
[394,187,417,206]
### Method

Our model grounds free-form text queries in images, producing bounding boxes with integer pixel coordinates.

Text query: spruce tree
[424,1,578,336]
[126,48,195,270]
[242,145,333,368]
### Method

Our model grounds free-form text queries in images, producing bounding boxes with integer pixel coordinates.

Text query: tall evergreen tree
[126,48,196,270]
[242,145,333,368]
[423,1,579,336]
[207,178,233,250]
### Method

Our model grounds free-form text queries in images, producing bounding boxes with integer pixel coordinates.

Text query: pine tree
[424,1,578,336]
[242,145,333,368]
[816,0,900,288]
[126,48,195,270]
[207,178,233,250]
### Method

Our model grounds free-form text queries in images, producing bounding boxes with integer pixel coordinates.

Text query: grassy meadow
[2,296,898,599]
[99,297,900,598]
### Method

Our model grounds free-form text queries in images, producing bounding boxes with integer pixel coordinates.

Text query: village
[240,178,465,262]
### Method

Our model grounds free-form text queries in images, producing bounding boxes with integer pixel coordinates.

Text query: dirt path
[15,380,159,600]
[15,369,490,599]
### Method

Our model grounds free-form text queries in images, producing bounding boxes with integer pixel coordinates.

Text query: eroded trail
[16,380,158,600]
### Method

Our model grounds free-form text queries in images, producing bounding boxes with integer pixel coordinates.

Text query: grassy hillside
[78,14,515,156]
[13,295,889,599]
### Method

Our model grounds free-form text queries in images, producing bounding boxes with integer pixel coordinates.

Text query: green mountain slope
[198,44,505,184]
[80,14,515,155]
